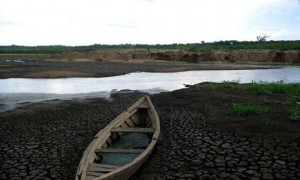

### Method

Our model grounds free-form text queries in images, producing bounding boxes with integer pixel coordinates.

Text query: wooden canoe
[76,96,160,180]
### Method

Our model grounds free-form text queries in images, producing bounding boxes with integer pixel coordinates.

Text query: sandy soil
[0,60,274,79]
[22,71,96,78]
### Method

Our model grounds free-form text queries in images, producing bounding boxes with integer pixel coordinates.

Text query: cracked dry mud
[0,90,299,180]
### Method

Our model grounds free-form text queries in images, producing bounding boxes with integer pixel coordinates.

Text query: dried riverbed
[1,59,299,179]
[1,85,299,179]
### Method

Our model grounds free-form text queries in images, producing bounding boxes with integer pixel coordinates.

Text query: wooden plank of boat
[95,148,144,154]
[91,163,119,169]
[110,127,155,133]
[87,163,119,173]
[86,171,106,177]
[76,96,160,180]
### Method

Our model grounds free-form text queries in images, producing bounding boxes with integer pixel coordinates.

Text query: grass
[248,81,288,95]
[229,103,266,116]
[289,107,300,121]
[209,81,300,95]
[198,81,300,122]
[213,80,242,89]
[290,95,300,105]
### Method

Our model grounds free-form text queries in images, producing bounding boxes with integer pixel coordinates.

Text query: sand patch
[22,71,95,78]
[160,66,260,72]
[49,58,170,64]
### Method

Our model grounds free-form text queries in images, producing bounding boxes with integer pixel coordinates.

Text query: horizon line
[1,40,300,47]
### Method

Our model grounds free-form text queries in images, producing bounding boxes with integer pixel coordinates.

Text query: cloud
[138,0,155,2]
[0,21,18,26]
[106,23,139,29]
[0,0,299,45]
[262,7,289,14]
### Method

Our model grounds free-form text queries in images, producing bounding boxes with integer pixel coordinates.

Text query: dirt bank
[0,85,299,179]
[51,49,300,64]
[0,60,273,79]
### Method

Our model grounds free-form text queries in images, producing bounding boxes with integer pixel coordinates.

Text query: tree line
[0,40,299,54]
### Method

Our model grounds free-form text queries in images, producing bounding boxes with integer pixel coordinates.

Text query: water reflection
[0,67,300,94]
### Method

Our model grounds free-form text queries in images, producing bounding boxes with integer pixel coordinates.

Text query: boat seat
[111,127,154,133]
[95,148,144,154]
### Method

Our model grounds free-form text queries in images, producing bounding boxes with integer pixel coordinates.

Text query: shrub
[229,104,266,116]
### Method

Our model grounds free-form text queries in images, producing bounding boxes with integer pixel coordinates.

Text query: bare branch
[257,35,270,42]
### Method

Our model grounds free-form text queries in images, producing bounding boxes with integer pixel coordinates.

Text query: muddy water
[0,67,300,111]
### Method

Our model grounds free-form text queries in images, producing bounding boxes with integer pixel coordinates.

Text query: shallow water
[0,67,300,112]
[1,67,300,94]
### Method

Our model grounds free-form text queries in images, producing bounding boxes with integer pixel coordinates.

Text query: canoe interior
[110,132,150,149]
[97,107,153,149]
[98,152,140,167]
[84,106,156,179]
[95,132,151,167]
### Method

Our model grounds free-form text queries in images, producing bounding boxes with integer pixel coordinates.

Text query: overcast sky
[0,0,300,45]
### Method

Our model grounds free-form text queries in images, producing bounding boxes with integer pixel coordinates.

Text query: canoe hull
[76,96,160,180]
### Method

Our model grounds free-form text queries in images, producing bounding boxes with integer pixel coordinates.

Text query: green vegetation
[289,107,300,121]
[208,81,300,121]
[229,103,266,116]
[248,81,288,95]
[211,80,242,89]
[210,81,300,95]
[1,40,300,54]
[291,95,300,105]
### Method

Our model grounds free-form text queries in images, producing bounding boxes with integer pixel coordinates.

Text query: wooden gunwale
[110,127,155,133]
[95,148,145,154]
